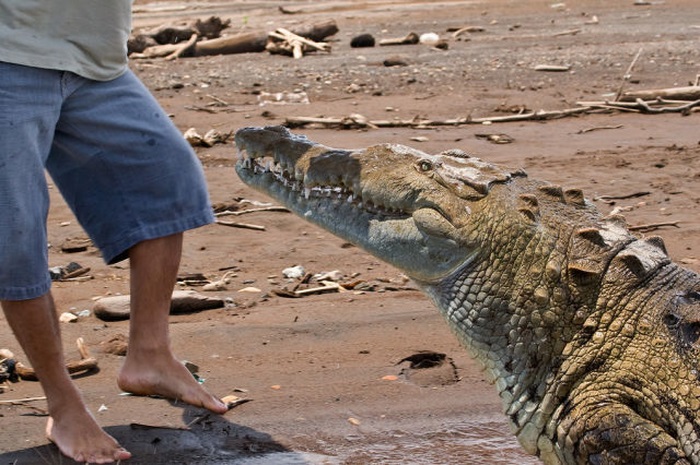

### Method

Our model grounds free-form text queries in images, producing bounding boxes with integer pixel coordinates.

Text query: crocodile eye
[663,313,681,327]
[682,322,700,347]
[418,160,433,172]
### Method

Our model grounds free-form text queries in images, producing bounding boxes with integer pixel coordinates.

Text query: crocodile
[234,125,700,464]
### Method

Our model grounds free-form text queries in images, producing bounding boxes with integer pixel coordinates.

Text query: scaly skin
[234,125,700,464]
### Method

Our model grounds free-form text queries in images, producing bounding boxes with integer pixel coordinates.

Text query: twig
[215,206,289,217]
[268,28,330,59]
[596,191,650,201]
[216,220,266,231]
[533,65,571,72]
[165,33,199,61]
[15,338,98,381]
[184,105,218,114]
[629,221,680,232]
[206,94,230,106]
[635,98,700,114]
[0,396,47,405]
[577,124,624,134]
[295,281,343,296]
[552,28,582,37]
[614,47,643,101]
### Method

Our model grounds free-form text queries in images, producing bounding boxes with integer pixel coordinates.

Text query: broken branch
[15,338,97,381]
[215,206,290,217]
[216,220,266,231]
[629,221,680,232]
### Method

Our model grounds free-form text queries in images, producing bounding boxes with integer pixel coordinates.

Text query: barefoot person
[0,1,228,462]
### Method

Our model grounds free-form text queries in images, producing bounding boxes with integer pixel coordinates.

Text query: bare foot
[46,409,131,463]
[117,352,228,414]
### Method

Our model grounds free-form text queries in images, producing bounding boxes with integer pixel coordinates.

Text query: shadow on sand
[0,407,336,465]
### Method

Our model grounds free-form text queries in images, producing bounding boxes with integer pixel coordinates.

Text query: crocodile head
[235,126,700,463]
[235,125,522,284]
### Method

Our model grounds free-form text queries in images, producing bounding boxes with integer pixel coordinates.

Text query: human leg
[1,296,132,463]
[45,71,225,412]
[0,61,130,463]
[116,234,227,413]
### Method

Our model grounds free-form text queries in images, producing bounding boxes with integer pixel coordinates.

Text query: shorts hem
[0,279,51,301]
[102,210,215,265]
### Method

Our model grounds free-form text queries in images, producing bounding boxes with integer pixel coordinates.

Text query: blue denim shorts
[0,62,214,300]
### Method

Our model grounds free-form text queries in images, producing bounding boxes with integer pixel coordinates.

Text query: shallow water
[237,418,541,465]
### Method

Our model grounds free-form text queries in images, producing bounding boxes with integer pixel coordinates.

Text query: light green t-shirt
[0,0,132,81]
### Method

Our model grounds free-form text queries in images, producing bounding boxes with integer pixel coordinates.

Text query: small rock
[283,265,306,279]
[350,33,375,48]
[238,286,261,293]
[419,32,440,46]
[383,56,409,67]
[59,312,78,323]
[93,290,225,321]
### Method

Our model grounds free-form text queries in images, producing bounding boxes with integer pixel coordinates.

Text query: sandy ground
[1,1,699,463]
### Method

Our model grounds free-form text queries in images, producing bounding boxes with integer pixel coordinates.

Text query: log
[193,31,268,56]
[620,86,700,102]
[193,20,338,57]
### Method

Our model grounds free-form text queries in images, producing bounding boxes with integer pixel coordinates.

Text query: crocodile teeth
[240,152,408,219]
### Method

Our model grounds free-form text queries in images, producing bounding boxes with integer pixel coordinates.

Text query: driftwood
[267,27,331,58]
[285,107,595,129]
[285,91,700,129]
[215,206,290,217]
[128,16,230,54]
[630,221,680,233]
[614,47,644,101]
[577,98,700,114]
[620,86,700,102]
[449,26,486,39]
[15,338,97,381]
[216,220,266,231]
[379,32,420,46]
[133,19,339,59]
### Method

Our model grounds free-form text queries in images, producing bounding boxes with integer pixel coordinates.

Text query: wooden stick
[552,28,582,37]
[577,124,624,134]
[0,396,47,405]
[273,28,330,52]
[614,47,643,101]
[165,33,198,60]
[216,220,266,231]
[379,32,420,46]
[215,206,289,217]
[634,98,700,114]
[596,191,650,201]
[15,338,98,381]
[620,86,700,102]
[295,281,342,296]
[629,221,680,232]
